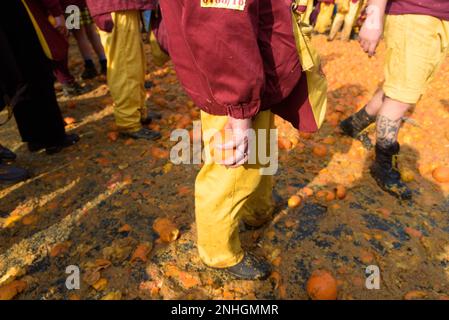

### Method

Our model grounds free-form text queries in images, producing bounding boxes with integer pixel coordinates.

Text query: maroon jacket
[155,0,318,131]
[24,0,68,61]
[59,0,87,10]
[40,0,64,16]
[86,0,157,17]
[157,0,302,119]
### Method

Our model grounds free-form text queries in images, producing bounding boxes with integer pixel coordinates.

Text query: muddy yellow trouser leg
[195,110,274,268]
[99,11,147,132]
[341,0,362,41]
[304,0,315,25]
[329,12,345,40]
[314,3,335,34]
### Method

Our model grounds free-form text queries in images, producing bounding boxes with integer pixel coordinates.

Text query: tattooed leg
[376,97,411,148]
[376,115,402,148]
[369,98,413,200]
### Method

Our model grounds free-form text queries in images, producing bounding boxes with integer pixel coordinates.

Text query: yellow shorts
[383,14,449,104]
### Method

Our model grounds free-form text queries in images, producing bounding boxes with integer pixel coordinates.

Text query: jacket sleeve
[160,0,265,119]
[39,0,64,16]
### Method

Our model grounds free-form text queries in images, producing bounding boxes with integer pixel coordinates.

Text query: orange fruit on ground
[299,187,314,197]
[151,147,169,159]
[315,190,327,199]
[288,195,302,208]
[400,168,415,182]
[64,117,76,125]
[432,167,449,183]
[323,136,336,145]
[278,137,292,150]
[107,131,119,142]
[0,280,27,300]
[130,243,152,263]
[325,190,336,201]
[335,185,346,199]
[153,218,180,243]
[67,100,77,109]
[312,145,327,157]
[306,270,338,300]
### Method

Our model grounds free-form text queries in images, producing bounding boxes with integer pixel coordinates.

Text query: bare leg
[72,27,94,61]
[328,13,344,41]
[85,24,106,60]
[365,88,385,117]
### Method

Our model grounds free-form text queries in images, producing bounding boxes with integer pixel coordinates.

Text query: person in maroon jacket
[1,1,79,157]
[155,0,325,280]
[85,0,161,141]
[33,0,87,97]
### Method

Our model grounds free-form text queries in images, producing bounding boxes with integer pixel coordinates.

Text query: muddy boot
[81,60,98,80]
[0,161,29,184]
[0,145,16,162]
[141,111,162,125]
[370,143,412,200]
[340,106,376,149]
[62,81,88,97]
[144,80,154,89]
[99,59,107,75]
[223,252,271,280]
[45,134,80,155]
[120,128,161,141]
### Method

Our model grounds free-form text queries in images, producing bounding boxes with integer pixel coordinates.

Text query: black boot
[223,252,271,280]
[370,143,412,200]
[99,59,107,75]
[0,161,30,184]
[141,111,162,125]
[81,60,98,80]
[120,128,161,141]
[28,133,80,155]
[0,145,17,162]
[340,107,376,149]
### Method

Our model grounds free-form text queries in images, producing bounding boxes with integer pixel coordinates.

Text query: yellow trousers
[314,3,335,34]
[383,14,449,104]
[329,0,362,41]
[195,110,275,268]
[304,0,315,25]
[99,11,147,132]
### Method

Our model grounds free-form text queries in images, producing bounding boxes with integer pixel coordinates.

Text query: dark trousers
[0,1,65,146]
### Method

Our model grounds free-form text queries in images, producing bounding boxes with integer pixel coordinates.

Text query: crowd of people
[1,0,448,281]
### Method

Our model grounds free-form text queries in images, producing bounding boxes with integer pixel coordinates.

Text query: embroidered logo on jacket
[201,0,246,11]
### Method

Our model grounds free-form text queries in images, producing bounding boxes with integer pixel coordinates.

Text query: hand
[93,13,114,33]
[358,5,384,57]
[214,116,252,168]
[53,15,69,37]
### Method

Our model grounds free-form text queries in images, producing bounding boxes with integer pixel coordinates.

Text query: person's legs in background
[314,2,335,34]
[82,7,107,75]
[1,0,79,155]
[99,11,160,141]
[328,11,345,40]
[72,26,98,79]
[340,0,363,41]
[340,14,449,200]
[53,55,87,97]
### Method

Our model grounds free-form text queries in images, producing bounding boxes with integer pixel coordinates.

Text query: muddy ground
[1,35,448,300]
